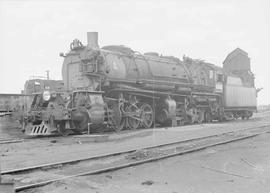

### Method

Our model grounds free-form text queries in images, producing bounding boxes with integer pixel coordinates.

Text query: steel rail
[14,128,270,192]
[0,139,23,144]
[2,123,270,176]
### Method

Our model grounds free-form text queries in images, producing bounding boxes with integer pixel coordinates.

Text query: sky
[0,0,269,105]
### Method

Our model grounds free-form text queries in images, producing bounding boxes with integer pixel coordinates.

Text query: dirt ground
[1,112,270,172]
[33,131,270,193]
[0,117,23,140]
[1,112,270,193]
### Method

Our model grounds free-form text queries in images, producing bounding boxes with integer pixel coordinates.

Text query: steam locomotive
[23,32,257,136]
[0,78,64,120]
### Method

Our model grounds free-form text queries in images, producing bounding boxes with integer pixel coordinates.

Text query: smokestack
[87,32,99,48]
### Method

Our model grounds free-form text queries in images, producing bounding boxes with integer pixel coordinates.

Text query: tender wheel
[241,111,246,120]
[247,112,253,119]
[233,113,240,119]
[126,104,141,130]
[140,103,154,128]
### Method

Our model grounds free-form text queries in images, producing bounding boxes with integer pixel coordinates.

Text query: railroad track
[2,124,270,192]
[0,138,23,144]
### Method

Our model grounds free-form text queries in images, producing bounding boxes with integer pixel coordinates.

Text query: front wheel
[107,102,125,132]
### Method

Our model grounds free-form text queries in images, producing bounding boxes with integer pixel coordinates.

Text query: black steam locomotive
[23,32,257,136]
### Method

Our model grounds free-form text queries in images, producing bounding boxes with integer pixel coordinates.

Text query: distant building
[223,48,254,87]
[257,104,270,112]
[223,48,250,72]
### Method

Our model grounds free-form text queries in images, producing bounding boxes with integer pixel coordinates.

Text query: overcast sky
[0,0,269,105]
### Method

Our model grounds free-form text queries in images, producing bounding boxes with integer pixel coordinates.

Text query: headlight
[43,91,51,101]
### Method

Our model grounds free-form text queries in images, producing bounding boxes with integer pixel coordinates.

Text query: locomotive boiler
[23,32,257,136]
